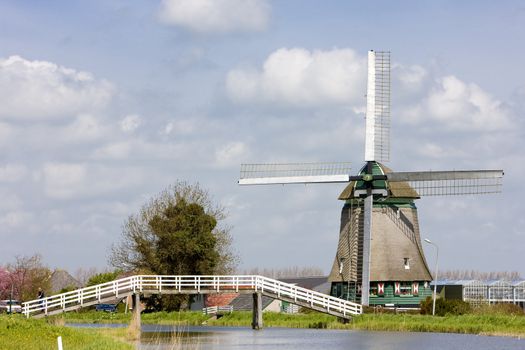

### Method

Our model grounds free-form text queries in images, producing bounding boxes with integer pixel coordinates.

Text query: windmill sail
[386,169,503,196]
[239,162,352,185]
[364,51,390,163]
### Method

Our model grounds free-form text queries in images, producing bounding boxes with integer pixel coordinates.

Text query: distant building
[434,279,525,309]
[49,269,81,294]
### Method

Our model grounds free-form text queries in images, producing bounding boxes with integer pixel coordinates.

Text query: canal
[70,324,525,350]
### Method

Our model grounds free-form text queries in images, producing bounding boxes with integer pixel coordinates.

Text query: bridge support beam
[251,292,263,330]
[130,292,141,337]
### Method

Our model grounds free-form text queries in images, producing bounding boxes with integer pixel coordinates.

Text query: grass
[350,313,525,336]
[0,314,133,350]
[53,308,525,337]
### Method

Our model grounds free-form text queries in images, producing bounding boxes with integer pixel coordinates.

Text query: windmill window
[404,258,410,270]
[400,282,413,295]
[369,285,378,297]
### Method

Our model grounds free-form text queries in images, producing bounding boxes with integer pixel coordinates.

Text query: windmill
[238,51,503,306]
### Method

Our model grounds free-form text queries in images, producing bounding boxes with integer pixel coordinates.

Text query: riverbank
[0,314,132,350]
[56,310,525,337]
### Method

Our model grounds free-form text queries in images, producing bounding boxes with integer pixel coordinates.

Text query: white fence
[23,275,362,318]
[203,305,233,315]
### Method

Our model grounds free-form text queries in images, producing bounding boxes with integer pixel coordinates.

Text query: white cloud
[415,143,467,159]
[120,114,141,133]
[0,163,27,182]
[40,162,144,200]
[226,48,366,107]
[0,55,114,120]
[0,190,23,211]
[394,64,427,87]
[214,141,249,167]
[158,0,269,34]
[163,119,196,136]
[62,114,107,142]
[92,141,132,159]
[0,122,12,144]
[425,76,512,131]
[0,211,33,229]
[393,64,428,99]
[41,163,87,199]
[397,75,512,131]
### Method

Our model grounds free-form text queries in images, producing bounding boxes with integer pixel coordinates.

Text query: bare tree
[73,267,100,287]
[440,269,522,281]
[241,266,325,278]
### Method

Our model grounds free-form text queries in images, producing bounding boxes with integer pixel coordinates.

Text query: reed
[0,314,132,350]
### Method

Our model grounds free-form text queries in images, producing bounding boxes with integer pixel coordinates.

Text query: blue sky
[0,0,524,276]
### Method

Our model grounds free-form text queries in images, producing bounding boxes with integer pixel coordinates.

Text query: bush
[420,296,471,316]
[58,285,77,294]
[86,271,121,287]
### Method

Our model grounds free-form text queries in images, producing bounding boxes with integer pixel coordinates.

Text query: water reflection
[135,325,524,350]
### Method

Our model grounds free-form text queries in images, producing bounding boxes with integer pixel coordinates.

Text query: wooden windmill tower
[238,51,503,306]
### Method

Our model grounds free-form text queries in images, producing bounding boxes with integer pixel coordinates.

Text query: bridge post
[130,292,141,337]
[251,292,263,330]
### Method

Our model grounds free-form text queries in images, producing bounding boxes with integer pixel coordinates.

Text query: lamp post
[424,238,439,316]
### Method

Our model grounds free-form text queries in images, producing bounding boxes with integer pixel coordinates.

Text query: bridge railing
[22,275,362,318]
[23,275,138,316]
[256,276,362,316]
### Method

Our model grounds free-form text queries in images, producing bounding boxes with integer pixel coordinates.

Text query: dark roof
[278,276,328,291]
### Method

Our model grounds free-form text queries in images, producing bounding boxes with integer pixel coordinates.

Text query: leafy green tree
[109,181,238,310]
[86,270,121,287]
[146,199,220,275]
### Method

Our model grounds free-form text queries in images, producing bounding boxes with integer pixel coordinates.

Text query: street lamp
[424,238,439,316]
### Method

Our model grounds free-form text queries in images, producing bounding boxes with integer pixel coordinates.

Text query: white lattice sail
[364,50,390,163]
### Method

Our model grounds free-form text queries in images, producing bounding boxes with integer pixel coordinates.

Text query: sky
[0,0,524,277]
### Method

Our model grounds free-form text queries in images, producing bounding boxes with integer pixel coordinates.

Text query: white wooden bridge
[22,275,362,328]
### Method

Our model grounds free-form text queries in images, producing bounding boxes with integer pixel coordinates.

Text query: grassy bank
[209,311,525,336]
[56,309,525,337]
[351,313,525,337]
[0,314,132,350]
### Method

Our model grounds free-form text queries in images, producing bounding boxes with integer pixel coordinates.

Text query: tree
[86,270,122,287]
[0,268,11,300]
[109,181,238,281]
[5,254,51,301]
[242,266,325,279]
[74,267,100,287]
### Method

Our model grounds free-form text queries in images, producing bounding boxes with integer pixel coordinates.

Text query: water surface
[127,325,523,350]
